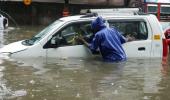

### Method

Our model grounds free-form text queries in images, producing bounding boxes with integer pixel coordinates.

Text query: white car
[0,14,8,30]
[0,9,166,59]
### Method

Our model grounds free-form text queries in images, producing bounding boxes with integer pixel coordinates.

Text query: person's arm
[81,37,100,54]
[77,34,100,54]
[125,34,136,42]
[74,35,90,47]
[115,29,134,43]
[117,31,126,44]
[80,37,90,47]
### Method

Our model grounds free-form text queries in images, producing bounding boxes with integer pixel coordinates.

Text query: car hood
[0,40,28,54]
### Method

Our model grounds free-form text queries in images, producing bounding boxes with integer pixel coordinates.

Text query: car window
[139,22,148,39]
[59,22,93,46]
[44,21,93,48]
[108,20,148,40]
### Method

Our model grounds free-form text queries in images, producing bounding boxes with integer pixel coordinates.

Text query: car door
[43,21,94,59]
[108,19,152,57]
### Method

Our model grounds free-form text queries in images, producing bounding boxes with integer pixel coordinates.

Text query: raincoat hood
[91,16,106,32]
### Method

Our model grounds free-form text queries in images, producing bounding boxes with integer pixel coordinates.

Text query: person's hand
[126,35,135,42]
[75,35,84,41]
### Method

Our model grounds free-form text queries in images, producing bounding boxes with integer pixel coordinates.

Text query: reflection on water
[0,57,168,100]
[0,26,44,46]
[0,27,170,100]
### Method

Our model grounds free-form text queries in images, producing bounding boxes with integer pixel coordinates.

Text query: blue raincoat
[89,17,127,62]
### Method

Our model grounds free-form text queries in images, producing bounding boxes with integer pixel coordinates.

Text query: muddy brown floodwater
[0,26,170,100]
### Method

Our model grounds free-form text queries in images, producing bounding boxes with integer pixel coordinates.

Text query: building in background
[142,0,170,21]
[0,0,157,25]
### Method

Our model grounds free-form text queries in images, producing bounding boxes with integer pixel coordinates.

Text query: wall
[0,1,130,26]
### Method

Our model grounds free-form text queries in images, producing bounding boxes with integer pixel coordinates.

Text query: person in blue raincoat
[78,16,128,62]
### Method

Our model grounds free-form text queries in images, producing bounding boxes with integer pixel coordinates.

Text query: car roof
[59,14,154,22]
[59,8,155,21]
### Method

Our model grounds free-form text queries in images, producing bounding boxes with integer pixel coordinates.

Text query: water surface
[0,26,170,100]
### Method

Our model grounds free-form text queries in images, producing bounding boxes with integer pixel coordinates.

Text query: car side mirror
[43,36,62,49]
[50,36,62,47]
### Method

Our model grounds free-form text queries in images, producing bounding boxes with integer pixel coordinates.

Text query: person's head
[91,16,106,34]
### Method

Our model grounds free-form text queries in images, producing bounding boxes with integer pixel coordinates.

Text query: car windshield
[22,20,63,46]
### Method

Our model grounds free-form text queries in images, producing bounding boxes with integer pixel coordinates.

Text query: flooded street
[0,26,170,100]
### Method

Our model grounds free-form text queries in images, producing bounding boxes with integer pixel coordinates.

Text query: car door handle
[138,47,145,51]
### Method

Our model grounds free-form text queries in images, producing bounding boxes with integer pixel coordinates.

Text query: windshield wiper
[22,39,32,46]
[22,37,40,46]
